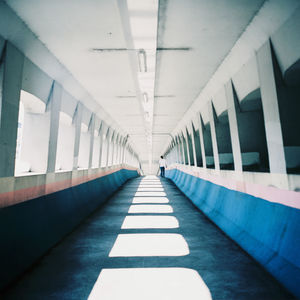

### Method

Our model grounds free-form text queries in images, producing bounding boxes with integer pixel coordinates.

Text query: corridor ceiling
[5,0,265,174]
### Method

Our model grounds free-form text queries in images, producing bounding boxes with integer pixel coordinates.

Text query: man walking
[159,156,167,177]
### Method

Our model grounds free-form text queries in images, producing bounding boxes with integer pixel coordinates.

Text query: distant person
[159,156,167,178]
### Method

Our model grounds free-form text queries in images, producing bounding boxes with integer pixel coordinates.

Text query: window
[15,90,49,175]
[56,112,75,171]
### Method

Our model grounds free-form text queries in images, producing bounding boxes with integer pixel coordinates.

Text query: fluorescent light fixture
[138,49,147,72]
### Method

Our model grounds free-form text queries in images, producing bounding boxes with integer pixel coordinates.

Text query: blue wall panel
[166,168,300,298]
[0,169,138,290]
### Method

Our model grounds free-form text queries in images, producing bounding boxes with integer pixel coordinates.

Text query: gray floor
[1,177,294,299]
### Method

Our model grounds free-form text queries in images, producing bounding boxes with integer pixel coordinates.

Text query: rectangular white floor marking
[128,204,173,214]
[109,233,189,257]
[135,191,166,197]
[137,185,163,188]
[136,187,165,192]
[88,268,212,300]
[132,196,169,203]
[121,215,179,229]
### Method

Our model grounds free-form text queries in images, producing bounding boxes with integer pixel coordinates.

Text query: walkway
[2,176,292,299]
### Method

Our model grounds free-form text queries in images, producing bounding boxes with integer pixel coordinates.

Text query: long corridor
[2,176,291,300]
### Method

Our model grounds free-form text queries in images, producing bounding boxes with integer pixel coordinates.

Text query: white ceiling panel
[5,0,267,173]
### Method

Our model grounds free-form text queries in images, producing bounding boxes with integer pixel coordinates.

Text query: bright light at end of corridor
[109,233,189,257]
[88,268,212,300]
[121,216,179,229]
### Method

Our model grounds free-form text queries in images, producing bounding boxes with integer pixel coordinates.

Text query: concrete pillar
[106,129,112,167]
[118,137,123,164]
[184,129,191,166]
[111,133,115,166]
[179,136,184,164]
[115,136,120,164]
[176,138,182,163]
[189,122,198,167]
[256,40,286,174]
[166,146,171,165]
[121,141,125,164]
[174,139,178,163]
[128,148,131,166]
[115,137,119,165]
[88,114,95,169]
[225,82,243,172]
[46,81,62,173]
[208,101,220,170]
[197,113,207,168]
[175,142,181,164]
[106,140,110,167]
[180,135,186,164]
[98,128,104,168]
[117,136,122,165]
[174,139,179,163]
[0,42,24,177]
[116,135,120,165]
[72,103,83,170]
[123,145,128,165]
[170,142,175,164]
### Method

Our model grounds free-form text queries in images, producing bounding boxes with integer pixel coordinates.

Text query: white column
[0,42,24,177]
[123,145,128,165]
[111,133,115,166]
[180,135,186,164]
[46,81,62,173]
[175,140,179,163]
[225,82,243,172]
[118,136,123,164]
[98,124,104,168]
[72,103,83,170]
[256,40,286,174]
[177,138,182,163]
[197,113,207,168]
[121,141,126,164]
[208,101,220,170]
[105,129,111,167]
[189,122,198,167]
[116,137,121,164]
[88,114,95,169]
[183,129,191,166]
